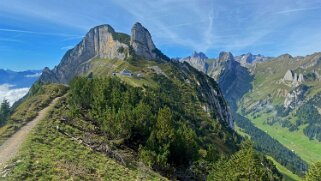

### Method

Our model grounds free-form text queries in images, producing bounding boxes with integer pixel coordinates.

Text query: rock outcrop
[130,22,157,60]
[40,24,130,84]
[181,51,209,73]
[284,70,294,81]
[284,85,309,109]
[283,70,304,85]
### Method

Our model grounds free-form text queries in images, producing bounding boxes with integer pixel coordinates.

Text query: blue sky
[0,0,321,71]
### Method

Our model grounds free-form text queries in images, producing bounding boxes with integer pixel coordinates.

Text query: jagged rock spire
[191,51,208,59]
[219,51,234,62]
[130,22,157,60]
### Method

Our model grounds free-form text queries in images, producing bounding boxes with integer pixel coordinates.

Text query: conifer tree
[0,99,10,125]
[305,162,321,181]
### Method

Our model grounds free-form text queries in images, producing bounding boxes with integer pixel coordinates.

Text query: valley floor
[248,114,321,164]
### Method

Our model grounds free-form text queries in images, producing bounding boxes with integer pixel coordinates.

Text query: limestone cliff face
[40,24,129,84]
[130,22,157,60]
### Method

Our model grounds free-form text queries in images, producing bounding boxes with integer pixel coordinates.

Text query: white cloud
[60,45,74,50]
[0,84,29,106]
[24,72,42,78]
[111,0,215,52]
[276,7,321,14]
[0,28,82,38]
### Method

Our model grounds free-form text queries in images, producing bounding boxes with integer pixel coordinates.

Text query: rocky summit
[40,23,161,84]
[130,22,157,60]
[181,51,209,73]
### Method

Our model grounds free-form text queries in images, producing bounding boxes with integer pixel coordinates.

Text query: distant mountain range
[0,69,42,105]
[0,69,42,88]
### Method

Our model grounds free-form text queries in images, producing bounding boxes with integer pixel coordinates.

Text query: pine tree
[0,99,10,125]
[143,107,175,170]
[305,162,321,181]
[208,141,282,180]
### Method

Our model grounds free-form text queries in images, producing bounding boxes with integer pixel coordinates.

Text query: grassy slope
[238,55,321,164]
[266,156,301,181]
[5,97,165,180]
[89,58,161,88]
[0,84,68,145]
[246,114,321,164]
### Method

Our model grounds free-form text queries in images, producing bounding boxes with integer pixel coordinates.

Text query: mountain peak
[192,51,208,59]
[89,24,115,33]
[219,51,234,62]
[234,53,272,65]
[279,53,293,59]
[132,22,143,29]
[40,24,130,84]
[130,22,157,60]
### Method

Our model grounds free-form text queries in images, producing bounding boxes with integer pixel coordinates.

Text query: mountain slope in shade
[181,51,253,109]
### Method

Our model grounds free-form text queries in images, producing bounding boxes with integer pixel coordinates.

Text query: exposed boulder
[284,70,294,82]
[298,73,304,82]
[283,70,304,85]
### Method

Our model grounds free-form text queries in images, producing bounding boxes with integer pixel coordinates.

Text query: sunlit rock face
[130,22,157,60]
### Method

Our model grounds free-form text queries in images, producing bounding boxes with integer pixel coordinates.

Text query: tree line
[66,75,282,179]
